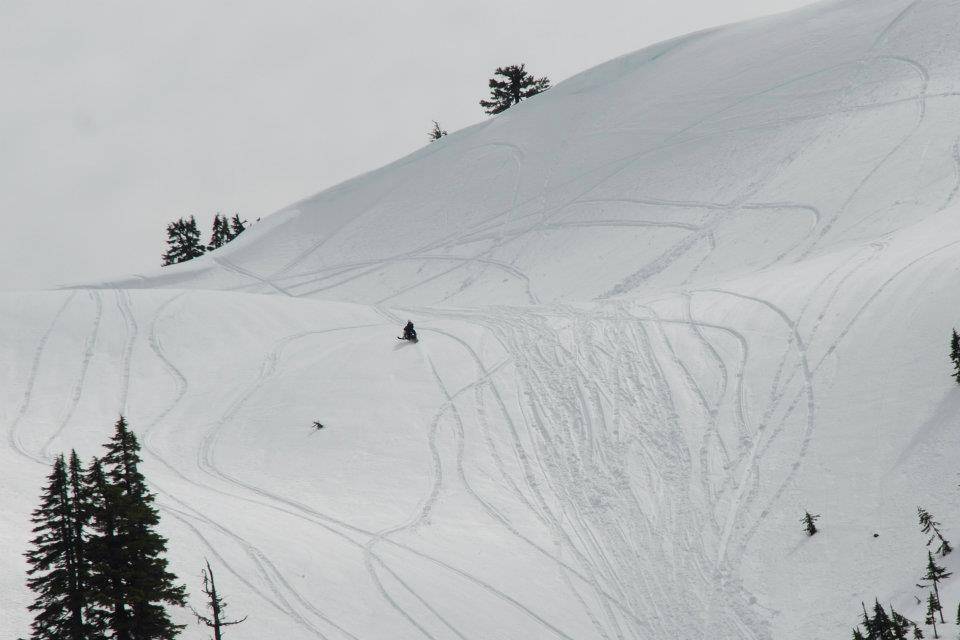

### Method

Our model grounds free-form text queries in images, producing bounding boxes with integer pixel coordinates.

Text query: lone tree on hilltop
[918,507,952,556]
[950,329,960,384]
[428,121,447,141]
[190,560,247,640]
[801,511,820,536]
[480,64,550,115]
[162,216,206,266]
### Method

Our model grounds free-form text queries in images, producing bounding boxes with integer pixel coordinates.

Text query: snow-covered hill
[6,0,960,637]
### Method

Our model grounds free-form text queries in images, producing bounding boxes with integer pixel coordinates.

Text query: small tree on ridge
[162,216,206,266]
[480,64,550,115]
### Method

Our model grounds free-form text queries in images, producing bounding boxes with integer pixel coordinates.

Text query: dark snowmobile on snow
[399,321,418,343]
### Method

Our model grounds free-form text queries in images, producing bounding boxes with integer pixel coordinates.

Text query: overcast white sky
[0,0,816,289]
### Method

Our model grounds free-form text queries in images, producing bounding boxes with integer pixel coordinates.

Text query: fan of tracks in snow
[5,0,960,638]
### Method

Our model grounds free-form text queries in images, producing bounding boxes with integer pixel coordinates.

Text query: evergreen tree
[919,551,951,624]
[854,601,919,640]
[161,216,206,266]
[87,417,186,640]
[85,457,126,638]
[890,607,917,640]
[918,507,952,556]
[871,600,894,639]
[428,120,447,141]
[479,64,550,115]
[925,592,940,638]
[228,214,246,240]
[859,602,875,640]
[66,451,94,638]
[25,455,95,640]
[801,511,820,536]
[950,329,960,384]
[190,560,247,640]
[207,215,232,251]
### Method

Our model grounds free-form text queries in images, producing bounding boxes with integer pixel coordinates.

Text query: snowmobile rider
[403,320,417,341]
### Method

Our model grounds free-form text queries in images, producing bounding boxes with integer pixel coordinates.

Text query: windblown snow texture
[5,0,960,638]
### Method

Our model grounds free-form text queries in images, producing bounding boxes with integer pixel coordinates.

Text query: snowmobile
[398,321,418,343]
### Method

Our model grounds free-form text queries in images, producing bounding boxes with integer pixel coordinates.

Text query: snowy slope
[6,0,960,638]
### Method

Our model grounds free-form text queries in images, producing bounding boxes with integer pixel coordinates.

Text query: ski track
[214,256,293,297]
[12,7,960,639]
[415,306,768,638]
[6,291,77,464]
[167,317,586,640]
[142,296,368,638]
[114,289,138,415]
[41,290,103,460]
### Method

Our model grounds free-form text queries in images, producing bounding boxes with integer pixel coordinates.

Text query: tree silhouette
[162,216,206,266]
[918,507,952,556]
[801,511,820,536]
[428,121,447,141]
[480,64,550,115]
[190,560,247,640]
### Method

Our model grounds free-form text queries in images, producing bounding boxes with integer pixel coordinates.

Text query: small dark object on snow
[801,511,820,536]
[873,533,880,538]
[312,421,324,431]
[399,320,418,343]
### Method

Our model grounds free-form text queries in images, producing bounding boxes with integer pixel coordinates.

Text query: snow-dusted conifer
[801,511,820,536]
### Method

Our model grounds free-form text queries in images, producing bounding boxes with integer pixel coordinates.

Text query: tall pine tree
[66,451,94,638]
[85,457,122,638]
[479,64,550,115]
[25,455,94,640]
[87,417,186,640]
[161,216,206,266]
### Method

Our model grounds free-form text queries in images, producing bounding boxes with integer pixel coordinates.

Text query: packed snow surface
[5,0,960,637]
